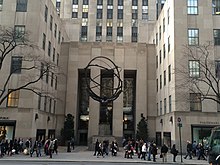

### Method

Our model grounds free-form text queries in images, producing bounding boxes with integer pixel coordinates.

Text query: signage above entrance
[200,121,219,125]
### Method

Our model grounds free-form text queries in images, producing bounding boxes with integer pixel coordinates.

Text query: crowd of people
[0,138,58,158]
[93,139,118,157]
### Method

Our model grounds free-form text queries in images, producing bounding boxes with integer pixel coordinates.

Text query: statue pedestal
[99,123,111,135]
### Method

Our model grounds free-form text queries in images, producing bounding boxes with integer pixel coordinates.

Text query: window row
[10,56,58,89]
[187,0,220,15]
[7,89,56,114]
[42,33,60,64]
[156,65,171,91]
[157,95,172,116]
[44,5,62,44]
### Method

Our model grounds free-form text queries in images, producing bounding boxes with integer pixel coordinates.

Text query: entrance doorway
[36,129,46,141]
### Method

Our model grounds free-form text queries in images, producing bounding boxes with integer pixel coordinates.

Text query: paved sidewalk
[0,146,209,164]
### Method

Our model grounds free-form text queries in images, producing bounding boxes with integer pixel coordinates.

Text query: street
[0,162,171,165]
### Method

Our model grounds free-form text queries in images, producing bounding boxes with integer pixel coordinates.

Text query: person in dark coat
[151,143,157,162]
[184,140,192,159]
[93,139,99,156]
[161,143,169,162]
[171,144,178,162]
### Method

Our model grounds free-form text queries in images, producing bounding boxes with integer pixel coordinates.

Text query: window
[107,9,113,19]
[97,0,103,5]
[0,0,3,11]
[44,5,48,22]
[156,79,158,92]
[42,33,46,50]
[7,90,19,107]
[189,60,200,78]
[169,95,172,112]
[163,18,165,32]
[187,0,198,15]
[159,26,161,40]
[72,3,78,18]
[46,69,49,84]
[72,11,78,18]
[163,44,166,58]
[142,0,148,6]
[118,0,123,6]
[156,33,158,45]
[215,60,220,79]
[214,29,220,45]
[190,93,202,111]
[82,12,88,18]
[97,9,103,19]
[81,26,87,41]
[40,63,44,79]
[157,103,159,115]
[168,36,170,52]
[160,100,162,115]
[164,70,166,86]
[164,98,167,114]
[14,25,25,40]
[57,53,59,65]
[118,9,123,19]
[108,0,113,5]
[132,27,138,42]
[156,55,158,68]
[54,24,57,38]
[49,98,52,113]
[44,96,47,111]
[38,94,41,110]
[142,6,148,20]
[212,0,220,15]
[132,8,138,19]
[168,65,171,81]
[73,0,78,4]
[167,8,170,24]
[83,0,89,5]
[188,28,199,45]
[16,0,27,12]
[117,27,123,36]
[159,50,162,64]
[50,15,53,31]
[53,48,55,62]
[160,75,162,89]
[51,72,54,87]
[11,56,22,74]
[56,0,60,16]
[58,31,61,43]
[132,0,137,6]
[106,27,112,42]
[48,41,51,56]
[96,26,102,41]
[55,76,57,90]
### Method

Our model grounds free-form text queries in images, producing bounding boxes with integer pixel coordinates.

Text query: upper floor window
[56,0,60,16]
[142,6,148,20]
[118,9,123,19]
[169,95,172,112]
[0,0,3,11]
[190,93,202,111]
[54,24,57,38]
[118,0,123,6]
[97,0,103,5]
[96,26,102,42]
[14,25,25,40]
[132,27,138,42]
[164,70,166,86]
[187,0,198,15]
[44,5,48,22]
[11,56,22,74]
[42,33,46,50]
[164,98,167,114]
[160,75,162,89]
[168,65,171,81]
[212,0,220,15]
[50,15,53,31]
[107,9,113,19]
[48,41,51,56]
[142,0,148,6]
[167,8,170,24]
[72,0,78,4]
[16,0,27,12]
[168,36,170,52]
[108,0,113,5]
[189,60,200,78]
[163,18,165,32]
[215,60,220,79]
[97,9,103,19]
[83,0,89,5]
[7,90,20,107]
[188,28,199,45]
[132,0,138,6]
[214,29,220,45]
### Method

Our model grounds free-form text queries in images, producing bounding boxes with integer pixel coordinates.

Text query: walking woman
[171,144,178,162]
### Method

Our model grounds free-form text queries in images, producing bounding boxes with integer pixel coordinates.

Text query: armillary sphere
[84,56,123,104]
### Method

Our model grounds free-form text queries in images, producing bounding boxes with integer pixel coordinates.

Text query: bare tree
[0,26,60,106]
[175,41,220,104]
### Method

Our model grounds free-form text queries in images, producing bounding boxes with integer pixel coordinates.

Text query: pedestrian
[197,143,207,160]
[161,143,169,162]
[93,139,99,156]
[171,144,178,162]
[147,141,152,161]
[71,137,74,150]
[184,140,192,159]
[151,143,158,162]
[53,139,58,154]
[141,143,147,160]
[37,140,42,157]
[48,139,54,158]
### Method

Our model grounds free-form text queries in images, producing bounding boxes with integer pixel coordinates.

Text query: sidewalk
[0,146,209,165]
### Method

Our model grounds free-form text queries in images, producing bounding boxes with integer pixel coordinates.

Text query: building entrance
[0,120,16,140]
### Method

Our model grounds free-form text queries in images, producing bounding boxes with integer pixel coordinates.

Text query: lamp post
[177,117,183,163]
